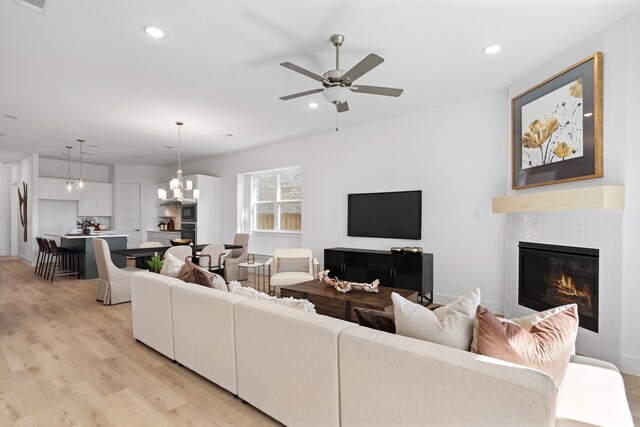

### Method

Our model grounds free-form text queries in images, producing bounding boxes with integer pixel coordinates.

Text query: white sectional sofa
[131,272,633,427]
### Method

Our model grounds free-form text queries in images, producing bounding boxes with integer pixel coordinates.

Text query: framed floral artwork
[511,52,603,190]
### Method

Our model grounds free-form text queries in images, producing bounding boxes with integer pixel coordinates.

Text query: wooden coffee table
[280,280,417,322]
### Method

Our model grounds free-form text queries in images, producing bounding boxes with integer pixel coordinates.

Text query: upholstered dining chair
[196,243,228,276]
[140,241,164,248]
[93,238,141,305]
[223,233,250,281]
[164,245,193,262]
[265,248,319,295]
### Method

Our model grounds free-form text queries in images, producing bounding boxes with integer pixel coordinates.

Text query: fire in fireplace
[519,242,599,333]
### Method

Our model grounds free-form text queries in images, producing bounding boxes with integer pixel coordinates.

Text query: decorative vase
[83,227,91,235]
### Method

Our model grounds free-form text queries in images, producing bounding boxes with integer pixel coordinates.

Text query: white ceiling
[1,0,639,167]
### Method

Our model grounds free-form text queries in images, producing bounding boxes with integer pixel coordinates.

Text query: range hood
[160,198,197,207]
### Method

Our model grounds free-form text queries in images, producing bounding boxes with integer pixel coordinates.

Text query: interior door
[120,183,141,249]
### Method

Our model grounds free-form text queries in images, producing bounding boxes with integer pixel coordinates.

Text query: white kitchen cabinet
[78,181,113,217]
[38,177,80,201]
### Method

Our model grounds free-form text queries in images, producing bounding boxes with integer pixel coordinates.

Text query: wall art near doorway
[511,52,603,189]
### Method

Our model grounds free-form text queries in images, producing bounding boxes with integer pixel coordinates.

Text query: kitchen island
[44,233,129,279]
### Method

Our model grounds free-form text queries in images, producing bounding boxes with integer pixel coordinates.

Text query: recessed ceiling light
[88,144,98,148]
[482,45,502,55]
[0,133,5,137]
[225,133,234,137]
[584,112,593,117]
[307,102,319,109]
[144,26,165,39]
[164,145,173,149]
[135,155,143,159]
[4,114,20,120]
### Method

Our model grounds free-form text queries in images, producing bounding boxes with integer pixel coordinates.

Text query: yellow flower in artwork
[553,142,574,159]
[569,79,583,98]
[522,118,560,149]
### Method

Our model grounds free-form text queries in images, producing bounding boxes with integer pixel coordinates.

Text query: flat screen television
[348,190,422,240]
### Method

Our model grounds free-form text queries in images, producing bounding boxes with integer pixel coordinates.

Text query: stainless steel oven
[182,204,197,222]
[181,223,196,243]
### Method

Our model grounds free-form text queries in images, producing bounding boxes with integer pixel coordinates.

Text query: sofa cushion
[179,260,228,291]
[472,304,578,387]
[392,288,480,350]
[354,307,396,333]
[228,281,316,313]
[180,260,213,287]
[277,257,310,273]
[160,252,184,278]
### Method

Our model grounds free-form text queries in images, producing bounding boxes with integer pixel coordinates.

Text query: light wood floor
[1,257,639,426]
[0,257,280,426]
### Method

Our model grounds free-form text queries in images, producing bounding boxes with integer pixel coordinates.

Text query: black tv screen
[348,190,422,239]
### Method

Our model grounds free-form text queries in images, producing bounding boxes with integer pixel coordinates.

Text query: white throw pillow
[210,272,229,292]
[392,288,481,350]
[228,281,316,313]
[160,252,184,278]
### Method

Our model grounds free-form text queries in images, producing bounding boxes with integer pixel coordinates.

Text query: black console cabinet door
[324,249,344,278]
[393,254,423,293]
[366,253,394,286]
[344,251,368,283]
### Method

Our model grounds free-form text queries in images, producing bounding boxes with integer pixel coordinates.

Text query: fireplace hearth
[519,242,599,332]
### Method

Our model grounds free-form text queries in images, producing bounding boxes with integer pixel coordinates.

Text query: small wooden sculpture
[18,182,27,242]
[318,270,379,294]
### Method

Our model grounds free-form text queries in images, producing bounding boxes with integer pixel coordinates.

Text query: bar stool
[39,238,53,278]
[47,239,79,282]
[35,237,45,275]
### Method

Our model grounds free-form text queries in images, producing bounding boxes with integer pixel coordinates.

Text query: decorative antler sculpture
[318,270,379,294]
[18,182,27,242]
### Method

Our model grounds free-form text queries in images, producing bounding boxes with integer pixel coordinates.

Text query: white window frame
[250,167,302,233]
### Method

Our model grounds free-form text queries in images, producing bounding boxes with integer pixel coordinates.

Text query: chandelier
[158,121,199,202]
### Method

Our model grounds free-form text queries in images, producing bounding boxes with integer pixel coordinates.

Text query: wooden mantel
[492,185,625,213]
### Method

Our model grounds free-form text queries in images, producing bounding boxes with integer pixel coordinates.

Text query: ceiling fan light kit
[279,34,404,113]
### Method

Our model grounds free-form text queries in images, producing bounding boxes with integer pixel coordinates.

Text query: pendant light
[159,121,199,202]
[65,146,74,194]
[76,139,86,192]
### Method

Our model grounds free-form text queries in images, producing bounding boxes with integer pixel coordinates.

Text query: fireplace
[519,242,599,332]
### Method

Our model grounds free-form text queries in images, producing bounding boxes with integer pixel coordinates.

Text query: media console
[324,247,433,304]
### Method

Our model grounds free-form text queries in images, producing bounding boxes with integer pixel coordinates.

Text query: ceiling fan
[279,34,403,113]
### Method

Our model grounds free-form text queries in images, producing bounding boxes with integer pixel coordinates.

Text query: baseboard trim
[621,354,640,376]
[17,255,34,267]
[0,251,10,256]
[433,292,504,315]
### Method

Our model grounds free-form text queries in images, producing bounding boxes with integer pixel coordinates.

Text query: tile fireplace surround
[505,210,623,365]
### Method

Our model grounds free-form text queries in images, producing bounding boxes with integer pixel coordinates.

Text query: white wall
[620,12,640,375]
[11,154,38,264]
[112,164,170,242]
[0,167,11,255]
[504,12,639,372]
[180,92,508,312]
[39,157,110,182]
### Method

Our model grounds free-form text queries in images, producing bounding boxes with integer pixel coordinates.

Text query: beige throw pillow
[472,304,579,387]
[392,288,481,350]
[160,252,184,278]
[277,257,310,273]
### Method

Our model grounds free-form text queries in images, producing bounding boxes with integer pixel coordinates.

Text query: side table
[238,262,271,294]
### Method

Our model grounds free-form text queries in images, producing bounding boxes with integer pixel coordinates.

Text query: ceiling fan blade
[351,85,404,97]
[341,54,384,83]
[280,62,327,83]
[279,88,324,101]
[336,102,349,113]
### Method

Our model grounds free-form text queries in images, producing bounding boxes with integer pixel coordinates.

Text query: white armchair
[93,238,141,305]
[266,248,319,295]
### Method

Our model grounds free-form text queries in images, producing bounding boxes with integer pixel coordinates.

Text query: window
[251,168,302,232]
